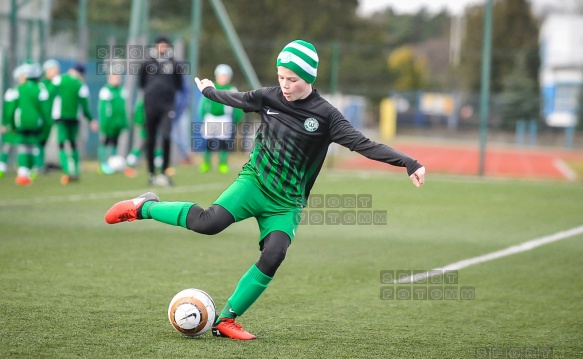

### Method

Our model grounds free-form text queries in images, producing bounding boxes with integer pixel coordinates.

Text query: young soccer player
[97,72,128,174]
[0,66,25,178]
[105,40,425,340]
[37,59,60,175]
[172,68,194,166]
[198,64,244,174]
[124,99,146,177]
[52,63,98,184]
[3,62,50,186]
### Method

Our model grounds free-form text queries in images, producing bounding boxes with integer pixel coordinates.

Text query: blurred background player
[37,59,60,175]
[52,63,98,184]
[139,35,183,186]
[125,98,145,177]
[0,66,25,178]
[97,72,128,174]
[198,64,243,174]
[3,62,50,186]
[171,65,194,166]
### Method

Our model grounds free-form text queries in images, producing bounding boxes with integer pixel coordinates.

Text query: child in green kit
[51,63,98,184]
[3,62,50,186]
[198,64,244,174]
[0,66,24,178]
[36,59,60,175]
[105,40,426,340]
[97,73,128,174]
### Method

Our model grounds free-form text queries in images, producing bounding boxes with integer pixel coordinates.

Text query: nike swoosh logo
[229,308,236,314]
[132,198,146,206]
[267,109,279,115]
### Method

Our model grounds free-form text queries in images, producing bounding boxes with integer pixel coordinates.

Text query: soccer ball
[168,288,216,337]
[107,155,126,172]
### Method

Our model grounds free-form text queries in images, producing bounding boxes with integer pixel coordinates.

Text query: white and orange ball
[168,288,216,337]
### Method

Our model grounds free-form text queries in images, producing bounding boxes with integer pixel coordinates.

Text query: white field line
[396,224,583,284]
[553,158,577,181]
[0,183,226,207]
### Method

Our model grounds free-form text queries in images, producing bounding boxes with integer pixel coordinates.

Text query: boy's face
[108,74,121,86]
[215,73,231,86]
[45,67,59,80]
[156,42,170,56]
[277,66,311,102]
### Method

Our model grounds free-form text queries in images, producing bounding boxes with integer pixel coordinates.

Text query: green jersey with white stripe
[98,84,127,136]
[51,73,93,121]
[202,86,422,207]
[3,80,49,131]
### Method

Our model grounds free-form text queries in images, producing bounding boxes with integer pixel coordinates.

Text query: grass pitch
[1,164,582,358]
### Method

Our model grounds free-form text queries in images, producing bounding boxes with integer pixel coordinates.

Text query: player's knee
[256,232,290,276]
[258,247,287,272]
[186,205,233,235]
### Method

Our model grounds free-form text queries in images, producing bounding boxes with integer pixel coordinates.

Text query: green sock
[97,145,107,166]
[0,146,8,163]
[218,264,272,321]
[71,149,80,176]
[17,152,28,169]
[27,153,35,169]
[98,145,108,165]
[59,149,69,174]
[219,150,228,165]
[204,150,211,165]
[36,146,45,169]
[141,201,195,228]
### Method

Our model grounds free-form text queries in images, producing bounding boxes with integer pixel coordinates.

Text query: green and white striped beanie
[276,40,319,84]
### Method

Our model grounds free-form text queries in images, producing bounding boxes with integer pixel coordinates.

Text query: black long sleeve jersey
[202,86,423,207]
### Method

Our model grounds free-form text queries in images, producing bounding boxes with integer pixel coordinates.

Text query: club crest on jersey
[304,118,319,132]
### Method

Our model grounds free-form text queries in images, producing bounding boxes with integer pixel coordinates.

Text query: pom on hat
[214,64,233,79]
[276,40,319,84]
[43,59,60,72]
[19,61,42,79]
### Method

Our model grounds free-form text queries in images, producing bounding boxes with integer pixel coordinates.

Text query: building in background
[539,14,583,128]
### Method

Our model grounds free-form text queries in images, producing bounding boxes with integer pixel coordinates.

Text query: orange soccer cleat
[211,318,256,340]
[104,192,159,224]
[15,176,32,186]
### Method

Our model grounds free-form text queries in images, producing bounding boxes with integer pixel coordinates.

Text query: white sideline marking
[396,225,583,284]
[0,183,226,207]
[553,159,577,181]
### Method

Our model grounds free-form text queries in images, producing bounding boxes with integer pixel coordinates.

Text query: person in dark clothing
[106,39,425,340]
[139,35,183,186]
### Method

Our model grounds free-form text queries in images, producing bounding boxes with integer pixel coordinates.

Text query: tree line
[52,0,544,125]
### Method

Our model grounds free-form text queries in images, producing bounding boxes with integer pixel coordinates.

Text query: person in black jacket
[139,35,183,186]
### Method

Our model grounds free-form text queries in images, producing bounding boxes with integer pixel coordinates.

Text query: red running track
[336,142,583,180]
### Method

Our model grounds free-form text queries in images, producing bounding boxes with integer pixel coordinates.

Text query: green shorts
[57,120,79,144]
[214,171,302,243]
[16,131,40,145]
